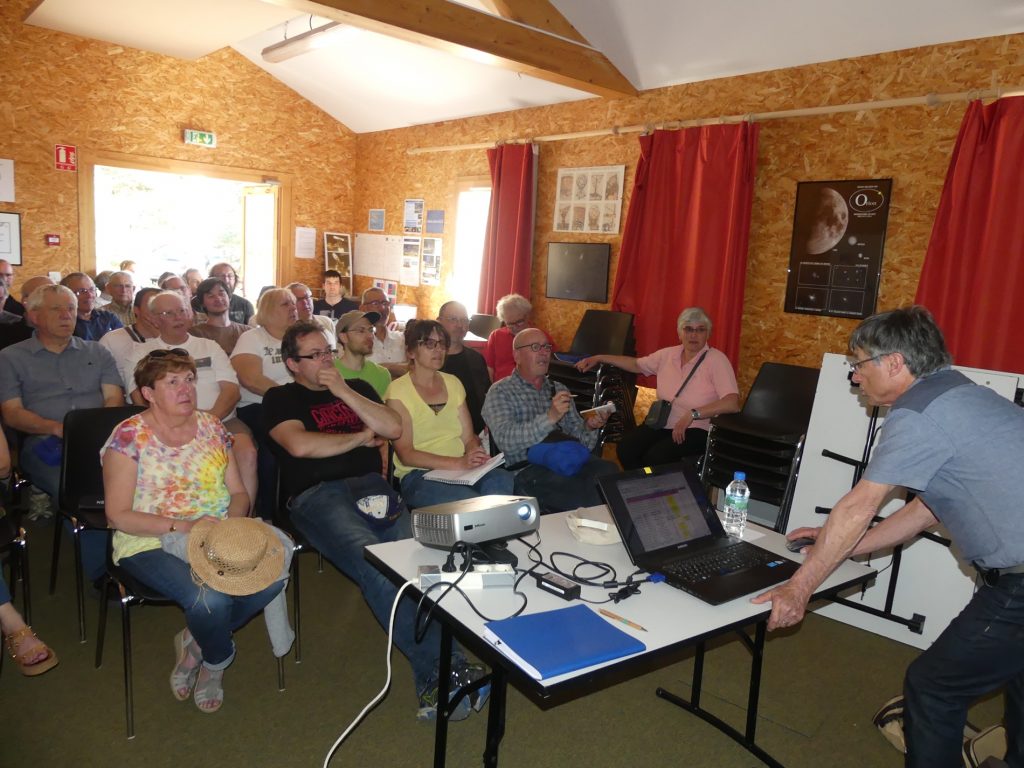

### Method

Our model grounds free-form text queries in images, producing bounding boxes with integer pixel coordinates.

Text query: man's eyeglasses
[847,354,883,372]
[147,348,189,360]
[440,316,470,325]
[514,342,553,353]
[156,309,190,319]
[293,349,335,362]
[682,326,708,334]
[418,339,450,351]
[506,318,529,328]
[72,287,97,296]
[364,299,390,308]
[343,325,374,335]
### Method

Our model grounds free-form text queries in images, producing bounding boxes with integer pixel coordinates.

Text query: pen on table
[598,608,647,632]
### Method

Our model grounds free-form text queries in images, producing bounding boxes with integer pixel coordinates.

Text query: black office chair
[700,362,820,532]
[50,406,143,642]
[468,313,501,339]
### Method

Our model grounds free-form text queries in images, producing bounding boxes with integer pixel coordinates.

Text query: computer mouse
[786,537,816,553]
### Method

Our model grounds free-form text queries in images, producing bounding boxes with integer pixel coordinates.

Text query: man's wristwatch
[691,408,701,420]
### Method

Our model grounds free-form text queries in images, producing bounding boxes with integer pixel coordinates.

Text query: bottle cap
[733,471,746,481]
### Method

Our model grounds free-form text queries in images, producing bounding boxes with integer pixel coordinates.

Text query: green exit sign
[184,129,216,148]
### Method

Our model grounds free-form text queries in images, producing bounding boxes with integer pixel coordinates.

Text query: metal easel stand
[817,405,949,635]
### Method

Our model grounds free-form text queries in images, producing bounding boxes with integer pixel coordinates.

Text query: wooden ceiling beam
[477,0,589,45]
[265,0,637,98]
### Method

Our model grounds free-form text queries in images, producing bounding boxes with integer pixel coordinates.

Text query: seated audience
[94,270,114,303]
[0,284,122,576]
[437,301,491,436]
[102,350,284,713]
[334,310,391,399]
[484,294,553,381]
[61,272,123,340]
[230,288,300,518]
[577,307,739,469]
[288,282,336,349]
[387,320,513,508]
[361,287,407,377]
[99,286,161,391]
[264,321,487,721]
[0,259,24,316]
[0,276,53,351]
[1,428,58,676]
[312,269,358,320]
[100,271,136,326]
[482,327,616,511]
[208,263,255,325]
[189,277,251,356]
[160,274,207,324]
[125,291,257,507]
[182,268,203,296]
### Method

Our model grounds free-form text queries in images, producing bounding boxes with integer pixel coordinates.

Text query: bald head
[21,276,55,302]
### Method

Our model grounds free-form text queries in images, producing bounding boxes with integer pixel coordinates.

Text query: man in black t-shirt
[263,321,489,722]
[437,301,491,435]
[311,269,359,320]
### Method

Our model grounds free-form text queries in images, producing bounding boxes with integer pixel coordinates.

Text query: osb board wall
[353,34,1024,398]
[0,0,355,298]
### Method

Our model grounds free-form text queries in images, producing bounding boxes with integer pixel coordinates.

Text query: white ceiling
[25,0,1024,134]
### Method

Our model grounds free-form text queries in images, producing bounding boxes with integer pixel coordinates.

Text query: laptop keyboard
[663,543,775,584]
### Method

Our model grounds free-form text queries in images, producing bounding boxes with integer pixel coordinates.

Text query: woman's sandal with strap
[4,626,59,677]
[193,664,224,713]
[170,629,200,701]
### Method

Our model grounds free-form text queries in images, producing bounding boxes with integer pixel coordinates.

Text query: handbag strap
[669,350,708,402]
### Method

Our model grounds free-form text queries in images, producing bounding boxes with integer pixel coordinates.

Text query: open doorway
[79,150,294,301]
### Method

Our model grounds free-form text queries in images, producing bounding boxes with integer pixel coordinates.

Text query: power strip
[418,564,515,590]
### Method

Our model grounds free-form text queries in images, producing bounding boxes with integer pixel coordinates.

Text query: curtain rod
[405,85,1024,155]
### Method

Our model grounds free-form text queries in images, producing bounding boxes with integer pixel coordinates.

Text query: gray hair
[26,284,76,312]
[848,305,951,377]
[496,293,531,322]
[147,290,186,313]
[676,307,712,336]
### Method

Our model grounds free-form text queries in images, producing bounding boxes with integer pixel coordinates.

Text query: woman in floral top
[102,349,282,713]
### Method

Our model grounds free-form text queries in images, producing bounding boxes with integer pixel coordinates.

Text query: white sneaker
[26,489,54,521]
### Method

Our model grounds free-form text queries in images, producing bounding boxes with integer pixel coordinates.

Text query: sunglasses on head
[147,348,189,360]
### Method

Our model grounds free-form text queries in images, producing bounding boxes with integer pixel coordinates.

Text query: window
[450,177,491,313]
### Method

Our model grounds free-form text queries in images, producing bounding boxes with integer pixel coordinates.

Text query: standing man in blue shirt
[755,306,1024,767]
[61,272,123,340]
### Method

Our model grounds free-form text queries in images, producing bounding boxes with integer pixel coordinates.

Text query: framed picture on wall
[553,165,624,234]
[324,232,353,298]
[784,178,893,320]
[0,211,22,266]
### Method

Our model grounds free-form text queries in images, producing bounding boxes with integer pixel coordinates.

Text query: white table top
[366,504,874,703]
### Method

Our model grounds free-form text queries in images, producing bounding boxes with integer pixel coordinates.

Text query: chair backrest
[60,406,145,512]
[741,363,820,431]
[568,310,635,356]
[469,313,502,339]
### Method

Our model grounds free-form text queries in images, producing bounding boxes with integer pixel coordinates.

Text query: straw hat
[187,518,284,596]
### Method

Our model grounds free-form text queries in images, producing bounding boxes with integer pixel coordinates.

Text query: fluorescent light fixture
[261,21,349,63]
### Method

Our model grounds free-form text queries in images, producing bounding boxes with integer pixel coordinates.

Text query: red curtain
[916,97,1024,372]
[478,144,537,313]
[611,125,760,372]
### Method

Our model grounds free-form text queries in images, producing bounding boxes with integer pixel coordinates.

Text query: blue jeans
[22,435,106,583]
[512,457,620,512]
[118,548,283,667]
[399,467,515,509]
[287,477,441,691]
[0,571,10,605]
[903,573,1024,767]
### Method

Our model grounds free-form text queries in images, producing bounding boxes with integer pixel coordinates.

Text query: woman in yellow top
[386,320,514,509]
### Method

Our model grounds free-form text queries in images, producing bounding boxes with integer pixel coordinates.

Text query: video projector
[412,495,540,549]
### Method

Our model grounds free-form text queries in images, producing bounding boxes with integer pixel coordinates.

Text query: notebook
[597,463,800,605]
[423,453,505,486]
[483,604,646,680]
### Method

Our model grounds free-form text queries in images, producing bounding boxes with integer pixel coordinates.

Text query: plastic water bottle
[724,471,750,538]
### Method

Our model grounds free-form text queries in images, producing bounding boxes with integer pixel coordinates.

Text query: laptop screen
[599,463,723,563]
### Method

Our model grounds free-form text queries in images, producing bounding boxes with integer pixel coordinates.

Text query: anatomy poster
[784,179,893,320]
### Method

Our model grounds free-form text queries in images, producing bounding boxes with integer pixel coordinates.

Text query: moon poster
[784,178,893,319]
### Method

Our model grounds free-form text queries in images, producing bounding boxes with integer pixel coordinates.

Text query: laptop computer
[598,462,800,605]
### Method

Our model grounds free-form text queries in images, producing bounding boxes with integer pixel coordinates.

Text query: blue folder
[483,604,646,680]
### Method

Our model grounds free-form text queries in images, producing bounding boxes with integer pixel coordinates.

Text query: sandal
[170,629,201,701]
[4,626,59,677]
[193,664,225,713]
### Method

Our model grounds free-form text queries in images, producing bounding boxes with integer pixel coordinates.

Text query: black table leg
[482,666,508,768]
[433,625,454,768]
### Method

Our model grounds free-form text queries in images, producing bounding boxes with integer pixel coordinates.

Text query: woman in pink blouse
[577,307,740,469]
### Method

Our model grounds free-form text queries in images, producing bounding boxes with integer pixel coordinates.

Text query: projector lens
[517,504,532,520]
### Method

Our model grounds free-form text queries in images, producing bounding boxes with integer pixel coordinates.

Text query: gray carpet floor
[1,515,1005,768]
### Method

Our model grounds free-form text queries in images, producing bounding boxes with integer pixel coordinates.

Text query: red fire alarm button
[45,234,61,246]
